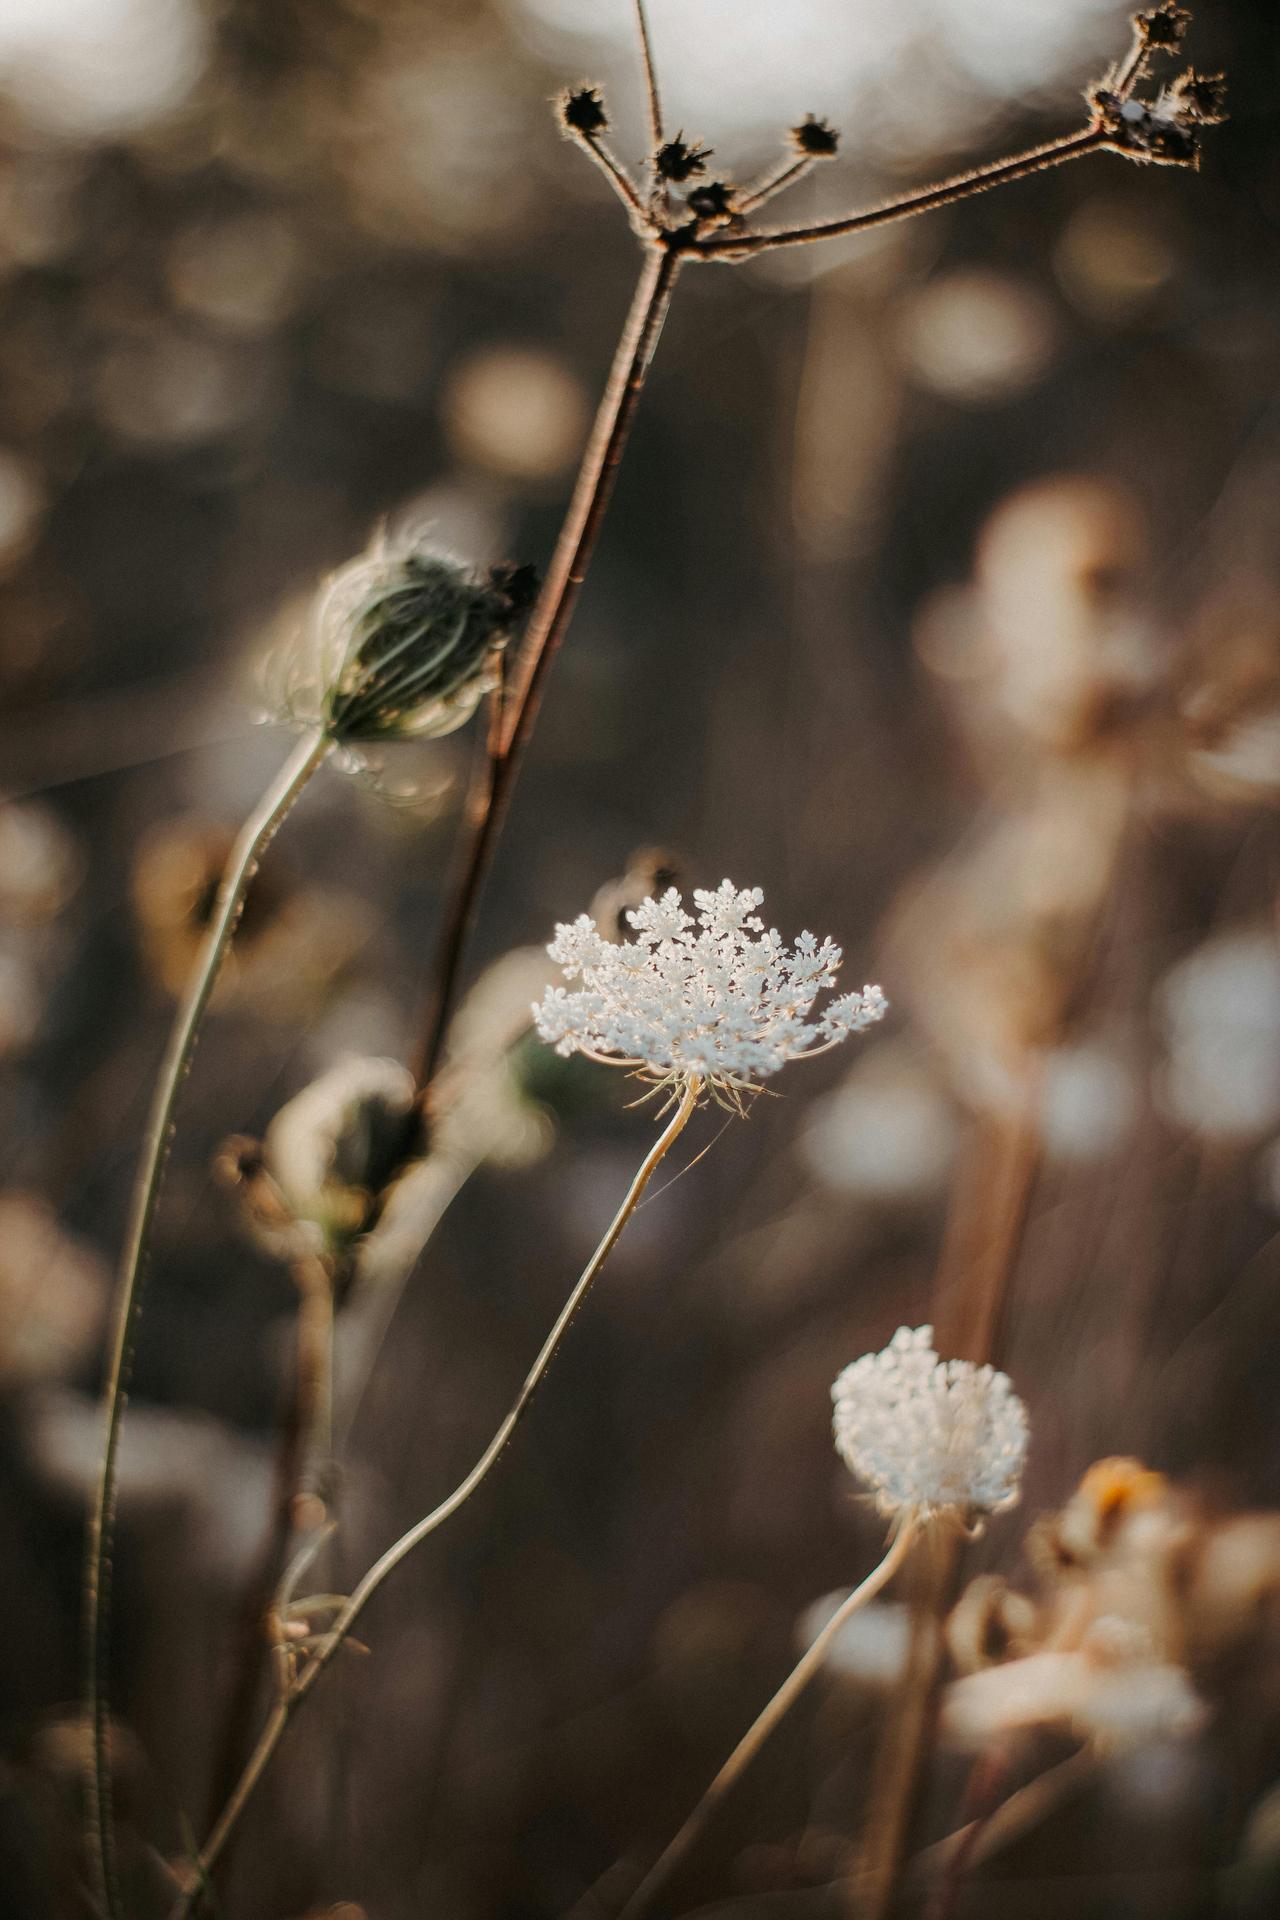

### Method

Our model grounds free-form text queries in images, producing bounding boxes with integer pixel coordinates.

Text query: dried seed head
[1091,85,1205,167]
[1171,69,1228,123]
[305,543,531,747]
[790,115,839,158]
[686,179,737,223]
[655,135,713,183]
[560,86,608,137]
[264,1055,418,1250]
[1136,5,1191,50]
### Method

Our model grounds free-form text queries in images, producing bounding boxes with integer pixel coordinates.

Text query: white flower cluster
[532,880,886,1098]
[832,1326,1029,1520]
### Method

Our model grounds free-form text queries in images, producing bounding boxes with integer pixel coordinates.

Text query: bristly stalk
[84,728,331,1920]
[169,1076,702,1917]
[617,1516,922,1920]
[412,240,681,1091]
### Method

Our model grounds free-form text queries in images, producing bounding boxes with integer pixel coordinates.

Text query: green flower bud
[307,543,535,747]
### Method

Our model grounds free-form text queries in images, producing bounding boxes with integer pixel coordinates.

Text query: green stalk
[84,728,331,1918]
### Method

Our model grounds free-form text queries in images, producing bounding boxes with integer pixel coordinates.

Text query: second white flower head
[832,1326,1029,1521]
[532,880,886,1099]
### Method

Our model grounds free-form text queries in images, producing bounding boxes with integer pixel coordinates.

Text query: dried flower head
[263,1056,418,1250]
[1092,70,1224,167]
[686,179,736,223]
[655,135,712,183]
[532,879,885,1106]
[1136,5,1190,50]
[831,1326,1029,1521]
[560,86,608,136]
[790,115,839,158]
[1171,69,1228,122]
[278,538,531,750]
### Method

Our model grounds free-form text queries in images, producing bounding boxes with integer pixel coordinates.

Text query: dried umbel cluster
[533,880,886,1105]
[831,1325,1029,1522]
[552,5,1223,274]
[943,1458,1280,1753]
[276,538,537,750]
[1091,6,1227,168]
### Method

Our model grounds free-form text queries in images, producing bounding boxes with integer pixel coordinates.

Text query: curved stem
[173,1075,703,1917]
[412,242,681,1090]
[84,728,330,1919]
[617,1514,921,1920]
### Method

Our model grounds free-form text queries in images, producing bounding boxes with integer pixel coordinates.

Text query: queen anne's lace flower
[832,1326,1029,1520]
[531,880,886,1101]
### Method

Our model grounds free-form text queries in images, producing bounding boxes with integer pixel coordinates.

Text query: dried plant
[76,6,1229,1919]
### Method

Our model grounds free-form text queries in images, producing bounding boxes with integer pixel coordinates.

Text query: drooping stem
[617,1514,921,1920]
[84,728,331,1918]
[412,242,681,1091]
[173,1075,703,1917]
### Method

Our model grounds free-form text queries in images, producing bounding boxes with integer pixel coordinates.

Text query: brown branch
[698,126,1109,257]
[634,0,664,154]
[411,242,681,1091]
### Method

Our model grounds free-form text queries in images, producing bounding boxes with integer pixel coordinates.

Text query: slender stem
[633,0,664,154]
[411,243,681,1090]
[617,1515,921,1920]
[699,126,1108,256]
[173,1076,703,1917]
[82,728,329,1918]
[578,133,653,227]
[736,155,811,213]
[293,1253,337,1521]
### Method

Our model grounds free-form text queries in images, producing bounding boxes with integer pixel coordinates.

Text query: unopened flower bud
[317,546,530,746]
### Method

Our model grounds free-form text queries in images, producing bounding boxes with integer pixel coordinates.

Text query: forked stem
[617,1514,921,1920]
[172,1076,703,1917]
[84,728,331,1918]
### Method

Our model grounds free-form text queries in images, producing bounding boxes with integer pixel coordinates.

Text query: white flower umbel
[832,1325,1029,1522]
[532,880,886,1107]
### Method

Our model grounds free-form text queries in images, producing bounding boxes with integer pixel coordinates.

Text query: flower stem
[84,727,330,1920]
[172,1075,702,1917]
[617,1514,921,1920]
[412,241,681,1091]
[699,126,1108,256]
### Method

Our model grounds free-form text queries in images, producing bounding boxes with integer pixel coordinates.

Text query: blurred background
[1,1,1279,1916]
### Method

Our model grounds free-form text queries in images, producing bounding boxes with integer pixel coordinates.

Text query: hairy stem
[84,728,330,1918]
[412,242,681,1091]
[173,1076,702,1916]
[618,1515,921,1920]
[700,126,1108,256]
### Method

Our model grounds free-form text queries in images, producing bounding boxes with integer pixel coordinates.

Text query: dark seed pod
[790,115,839,158]
[319,548,532,745]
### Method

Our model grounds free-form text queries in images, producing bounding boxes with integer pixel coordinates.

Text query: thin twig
[577,132,654,227]
[171,1077,703,1917]
[616,1516,921,1920]
[633,0,664,154]
[411,243,681,1091]
[697,127,1109,256]
[736,155,812,214]
[84,728,330,1920]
